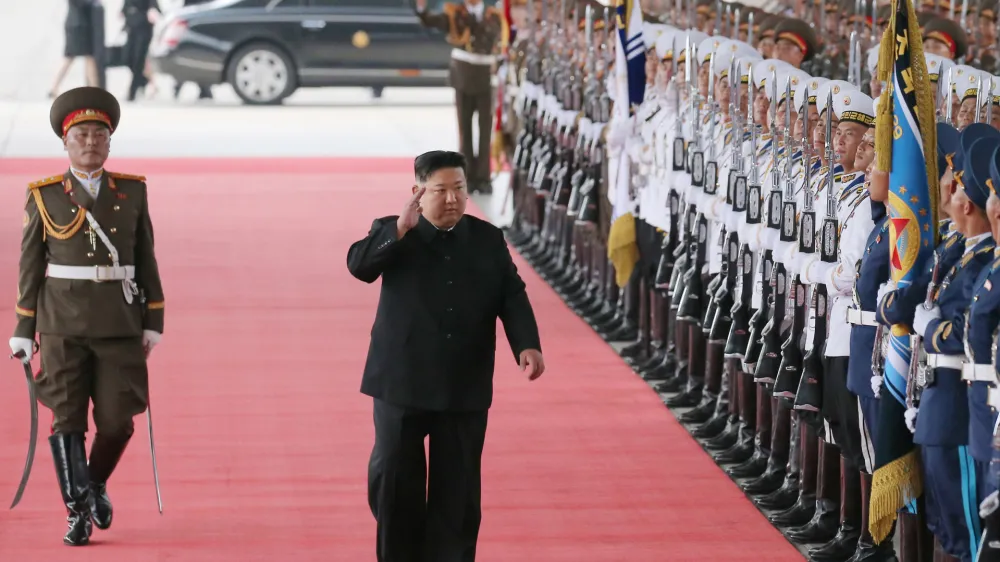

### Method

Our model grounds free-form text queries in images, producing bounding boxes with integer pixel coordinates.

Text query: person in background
[414,0,504,195]
[121,0,161,101]
[50,0,100,98]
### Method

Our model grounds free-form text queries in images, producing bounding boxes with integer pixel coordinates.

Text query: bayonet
[747,11,755,45]
[988,76,995,124]
[820,89,839,263]
[780,77,797,243]
[945,66,954,123]
[800,83,816,254]
[767,69,782,231]
[745,64,761,224]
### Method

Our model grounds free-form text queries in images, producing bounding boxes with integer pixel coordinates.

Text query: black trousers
[125,24,153,100]
[368,399,489,562]
[455,88,493,185]
[821,355,864,471]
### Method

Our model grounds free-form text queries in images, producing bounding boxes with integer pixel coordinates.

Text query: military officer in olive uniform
[415,0,503,194]
[9,86,165,546]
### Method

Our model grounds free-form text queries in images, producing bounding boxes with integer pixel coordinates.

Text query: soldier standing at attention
[9,87,165,546]
[415,0,503,195]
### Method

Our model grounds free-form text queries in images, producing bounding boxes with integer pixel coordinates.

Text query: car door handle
[301,20,326,30]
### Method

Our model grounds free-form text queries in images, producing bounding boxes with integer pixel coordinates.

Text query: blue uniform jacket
[914,236,997,448]
[967,251,1000,462]
[847,204,890,398]
[877,223,964,328]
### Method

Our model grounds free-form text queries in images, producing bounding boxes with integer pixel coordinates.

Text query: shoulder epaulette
[108,172,147,182]
[28,175,64,189]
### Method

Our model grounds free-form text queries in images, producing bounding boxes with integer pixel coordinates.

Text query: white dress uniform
[800,91,876,358]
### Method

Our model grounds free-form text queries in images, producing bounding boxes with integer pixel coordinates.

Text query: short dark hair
[414,150,467,183]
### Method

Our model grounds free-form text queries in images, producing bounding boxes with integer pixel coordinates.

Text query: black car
[149,0,493,104]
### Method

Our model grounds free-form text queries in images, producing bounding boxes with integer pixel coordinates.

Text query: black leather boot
[694,357,738,439]
[785,440,840,541]
[50,433,92,546]
[725,385,772,476]
[88,433,132,531]
[807,457,862,560]
[744,402,794,496]
[755,412,807,510]
[846,471,897,561]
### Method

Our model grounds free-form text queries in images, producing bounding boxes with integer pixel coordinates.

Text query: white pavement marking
[0,0,462,158]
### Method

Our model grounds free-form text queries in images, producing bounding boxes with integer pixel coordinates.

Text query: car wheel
[226,43,296,105]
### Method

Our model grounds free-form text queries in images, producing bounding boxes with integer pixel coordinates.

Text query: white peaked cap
[794,76,829,112]
[712,39,761,78]
[832,90,876,127]
[697,35,728,65]
[751,58,793,91]
[815,80,857,115]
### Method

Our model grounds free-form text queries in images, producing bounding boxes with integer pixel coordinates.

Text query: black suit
[347,214,540,562]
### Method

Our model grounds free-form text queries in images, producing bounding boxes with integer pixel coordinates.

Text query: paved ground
[0,0,461,159]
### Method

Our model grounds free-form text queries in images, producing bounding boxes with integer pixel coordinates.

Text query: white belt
[926,353,964,370]
[846,308,878,326]
[47,264,135,282]
[962,362,997,382]
[451,49,496,66]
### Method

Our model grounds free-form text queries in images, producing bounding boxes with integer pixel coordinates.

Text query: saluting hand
[397,186,427,239]
[519,349,545,381]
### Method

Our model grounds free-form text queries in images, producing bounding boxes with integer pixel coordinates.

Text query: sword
[9,345,38,510]
[146,401,163,514]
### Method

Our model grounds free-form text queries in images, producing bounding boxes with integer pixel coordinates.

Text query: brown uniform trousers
[418,4,502,185]
[16,171,165,439]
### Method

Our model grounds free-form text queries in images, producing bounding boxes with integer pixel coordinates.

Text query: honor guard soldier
[415,0,503,194]
[911,123,998,562]
[844,123,898,561]
[799,89,877,562]
[876,122,964,412]
[965,141,1000,518]
[9,87,165,546]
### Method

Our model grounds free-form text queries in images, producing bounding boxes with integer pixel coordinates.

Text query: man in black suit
[347,150,544,562]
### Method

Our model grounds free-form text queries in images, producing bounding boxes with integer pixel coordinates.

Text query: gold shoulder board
[108,172,147,182]
[28,175,64,190]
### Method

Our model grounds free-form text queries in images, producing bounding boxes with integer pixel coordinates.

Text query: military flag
[607,0,646,287]
[869,0,939,543]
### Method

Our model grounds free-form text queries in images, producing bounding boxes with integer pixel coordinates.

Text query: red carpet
[0,158,802,561]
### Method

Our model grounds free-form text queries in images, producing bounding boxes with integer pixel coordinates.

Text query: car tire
[226,42,297,105]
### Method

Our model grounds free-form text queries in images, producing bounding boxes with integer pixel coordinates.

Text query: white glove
[876,282,892,304]
[8,337,33,364]
[913,305,942,337]
[904,407,919,433]
[870,375,883,397]
[981,490,999,518]
[142,330,162,356]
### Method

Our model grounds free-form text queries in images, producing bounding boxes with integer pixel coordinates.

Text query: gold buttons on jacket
[113,205,120,211]
[110,227,117,233]
[87,252,94,258]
